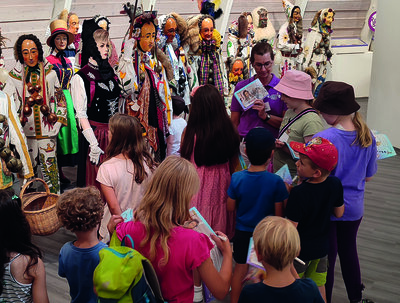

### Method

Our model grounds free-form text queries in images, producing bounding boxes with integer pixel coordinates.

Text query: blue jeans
[326,218,363,303]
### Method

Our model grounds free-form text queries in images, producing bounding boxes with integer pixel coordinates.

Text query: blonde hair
[134,156,200,266]
[93,28,109,43]
[352,112,373,148]
[253,216,300,271]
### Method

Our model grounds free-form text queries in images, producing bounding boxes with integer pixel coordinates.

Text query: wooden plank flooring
[30,100,400,303]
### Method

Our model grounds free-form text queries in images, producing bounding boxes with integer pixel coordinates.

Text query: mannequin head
[139,22,156,52]
[53,33,68,51]
[247,13,253,32]
[232,59,244,76]
[94,15,111,31]
[93,29,109,60]
[68,13,79,35]
[200,17,214,41]
[164,17,177,43]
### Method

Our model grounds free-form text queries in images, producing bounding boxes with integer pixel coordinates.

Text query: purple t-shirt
[315,128,377,221]
[231,74,287,138]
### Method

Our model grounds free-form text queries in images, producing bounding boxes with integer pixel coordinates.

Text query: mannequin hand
[89,144,104,165]
[123,38,136,60]
[47,122,62,137]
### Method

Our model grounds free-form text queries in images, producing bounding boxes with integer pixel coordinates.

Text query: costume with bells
[251,7,276,46]
[118,10,173,162]
[157,13,191,105]
[276,0,303,77]
[8,34,67,194]
[71,20,120,188]
[46,16,79,158]
[302,8,335,97]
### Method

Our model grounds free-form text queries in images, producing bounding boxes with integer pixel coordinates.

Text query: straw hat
[46,19,74,46]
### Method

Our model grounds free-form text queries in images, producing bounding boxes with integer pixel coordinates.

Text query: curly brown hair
[56,187,104,232]
[14,34,44,63]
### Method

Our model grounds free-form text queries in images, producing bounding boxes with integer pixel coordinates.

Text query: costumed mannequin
[118,10,173,162]
[71,21,120,188]
[67,12,81,69]
[225,56,248,110]
[186,14,228,99]
[251,7,276,45]
[157,13,191,105]
[276,0,303,77]
[227,12,254,77]
[46,15,79,184]
[0,31,34,189]
[302,8,335,97]
[93,15,119,69]
[8,34,67,194]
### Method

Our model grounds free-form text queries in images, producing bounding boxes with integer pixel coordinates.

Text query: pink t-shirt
[116,221,214,303]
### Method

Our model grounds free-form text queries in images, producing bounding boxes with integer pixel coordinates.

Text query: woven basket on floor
[20,178,61,236]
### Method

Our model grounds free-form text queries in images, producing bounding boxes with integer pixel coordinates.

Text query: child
[97,113,156,242]
[286,137,345,301]
[167,95,188,156]
[313,81,377,303]
[238,216,325,303]
[108,156,232,303]
[227,127,289,303]
[0,189,49,303]
[57,187,107,303]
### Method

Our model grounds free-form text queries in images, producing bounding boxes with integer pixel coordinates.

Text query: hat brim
[46,30,75,47]
[274,82,314,100]
[289,141,307,156]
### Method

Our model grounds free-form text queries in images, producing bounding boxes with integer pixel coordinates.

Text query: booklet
[234,78,270,111]
[246,237,264,270]
[186,207,223,303]
[372,130,397,160]
[279,132,300,160]
[275,164,293,185]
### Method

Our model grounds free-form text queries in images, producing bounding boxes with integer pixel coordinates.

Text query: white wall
[367,0,400,147]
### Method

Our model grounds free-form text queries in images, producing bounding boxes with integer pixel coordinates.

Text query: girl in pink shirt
[97,114,156,242]
[108,156,232,303]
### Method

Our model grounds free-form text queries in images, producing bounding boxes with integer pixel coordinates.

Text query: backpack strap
[278,108,318,139]
[122,234,135,249]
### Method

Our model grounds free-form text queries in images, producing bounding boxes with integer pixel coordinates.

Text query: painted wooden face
[324,11,334,27]
[140,22,156,52]
[54,33,68,51]
[232,60,244,76]
[247,14,253,32]
[68,14,79,35]
[164,18,177,43]
[98,20,108,31]
[257,8,268,28]
[21,39,39,67]
[292,8,301,22]
[200,18,214,41]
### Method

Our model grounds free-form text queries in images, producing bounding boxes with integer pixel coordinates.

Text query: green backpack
[93,233,165,303]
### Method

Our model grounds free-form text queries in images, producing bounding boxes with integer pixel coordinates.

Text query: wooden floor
[29,101,400,303]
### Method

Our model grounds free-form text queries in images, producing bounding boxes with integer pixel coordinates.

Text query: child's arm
[226,197,236,212]
[333,205,345,218]
[30,258,50,303]
[100,184,122,216]
[166,134,175,156]
[198,232,232,300]
[274,201,284,217]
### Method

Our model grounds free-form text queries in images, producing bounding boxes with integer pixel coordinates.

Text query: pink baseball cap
[290,137,338,171]
[274,70,314,100]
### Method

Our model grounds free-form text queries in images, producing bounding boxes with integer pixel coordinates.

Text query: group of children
[0,79,377,303]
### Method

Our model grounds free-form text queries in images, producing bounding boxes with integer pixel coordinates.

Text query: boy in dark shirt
[238,216,324,303]
[286,137,345,301]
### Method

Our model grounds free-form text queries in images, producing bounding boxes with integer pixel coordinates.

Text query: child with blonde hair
[0,190,49,303]
[314,81,377,303]
[108,156,232,303]
[57,187,107,303]
[97,113,156,242]
[238,216,324,303]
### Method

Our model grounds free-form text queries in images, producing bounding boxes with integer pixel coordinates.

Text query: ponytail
[352,112,373,148]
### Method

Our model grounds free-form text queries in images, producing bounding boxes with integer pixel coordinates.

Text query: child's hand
[211,231,231,256]
[107,215,124,234]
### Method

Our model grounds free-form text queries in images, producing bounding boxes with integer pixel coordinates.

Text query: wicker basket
[20,178,61,236]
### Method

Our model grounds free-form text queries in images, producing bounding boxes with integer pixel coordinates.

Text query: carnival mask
[139,22,156,52]
[164,18,177,43]
[21,40,39,67]
[257,8,268,28]
[323,11,334,27]
[232,60,244,77]
[68,14,79,35]
[292,8,301,23]
[247,14,253,32]
[54,33,68,51]
[200,18,214,41]
[98,20,109,31]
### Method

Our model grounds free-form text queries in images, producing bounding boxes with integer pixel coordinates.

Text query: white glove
[123,38,136,61]
[82,128,104,165]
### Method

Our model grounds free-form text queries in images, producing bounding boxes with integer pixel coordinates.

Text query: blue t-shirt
[59,241,107,303]
[238,279,324,303]
[315,128,377,221]
[227,170,289,232]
